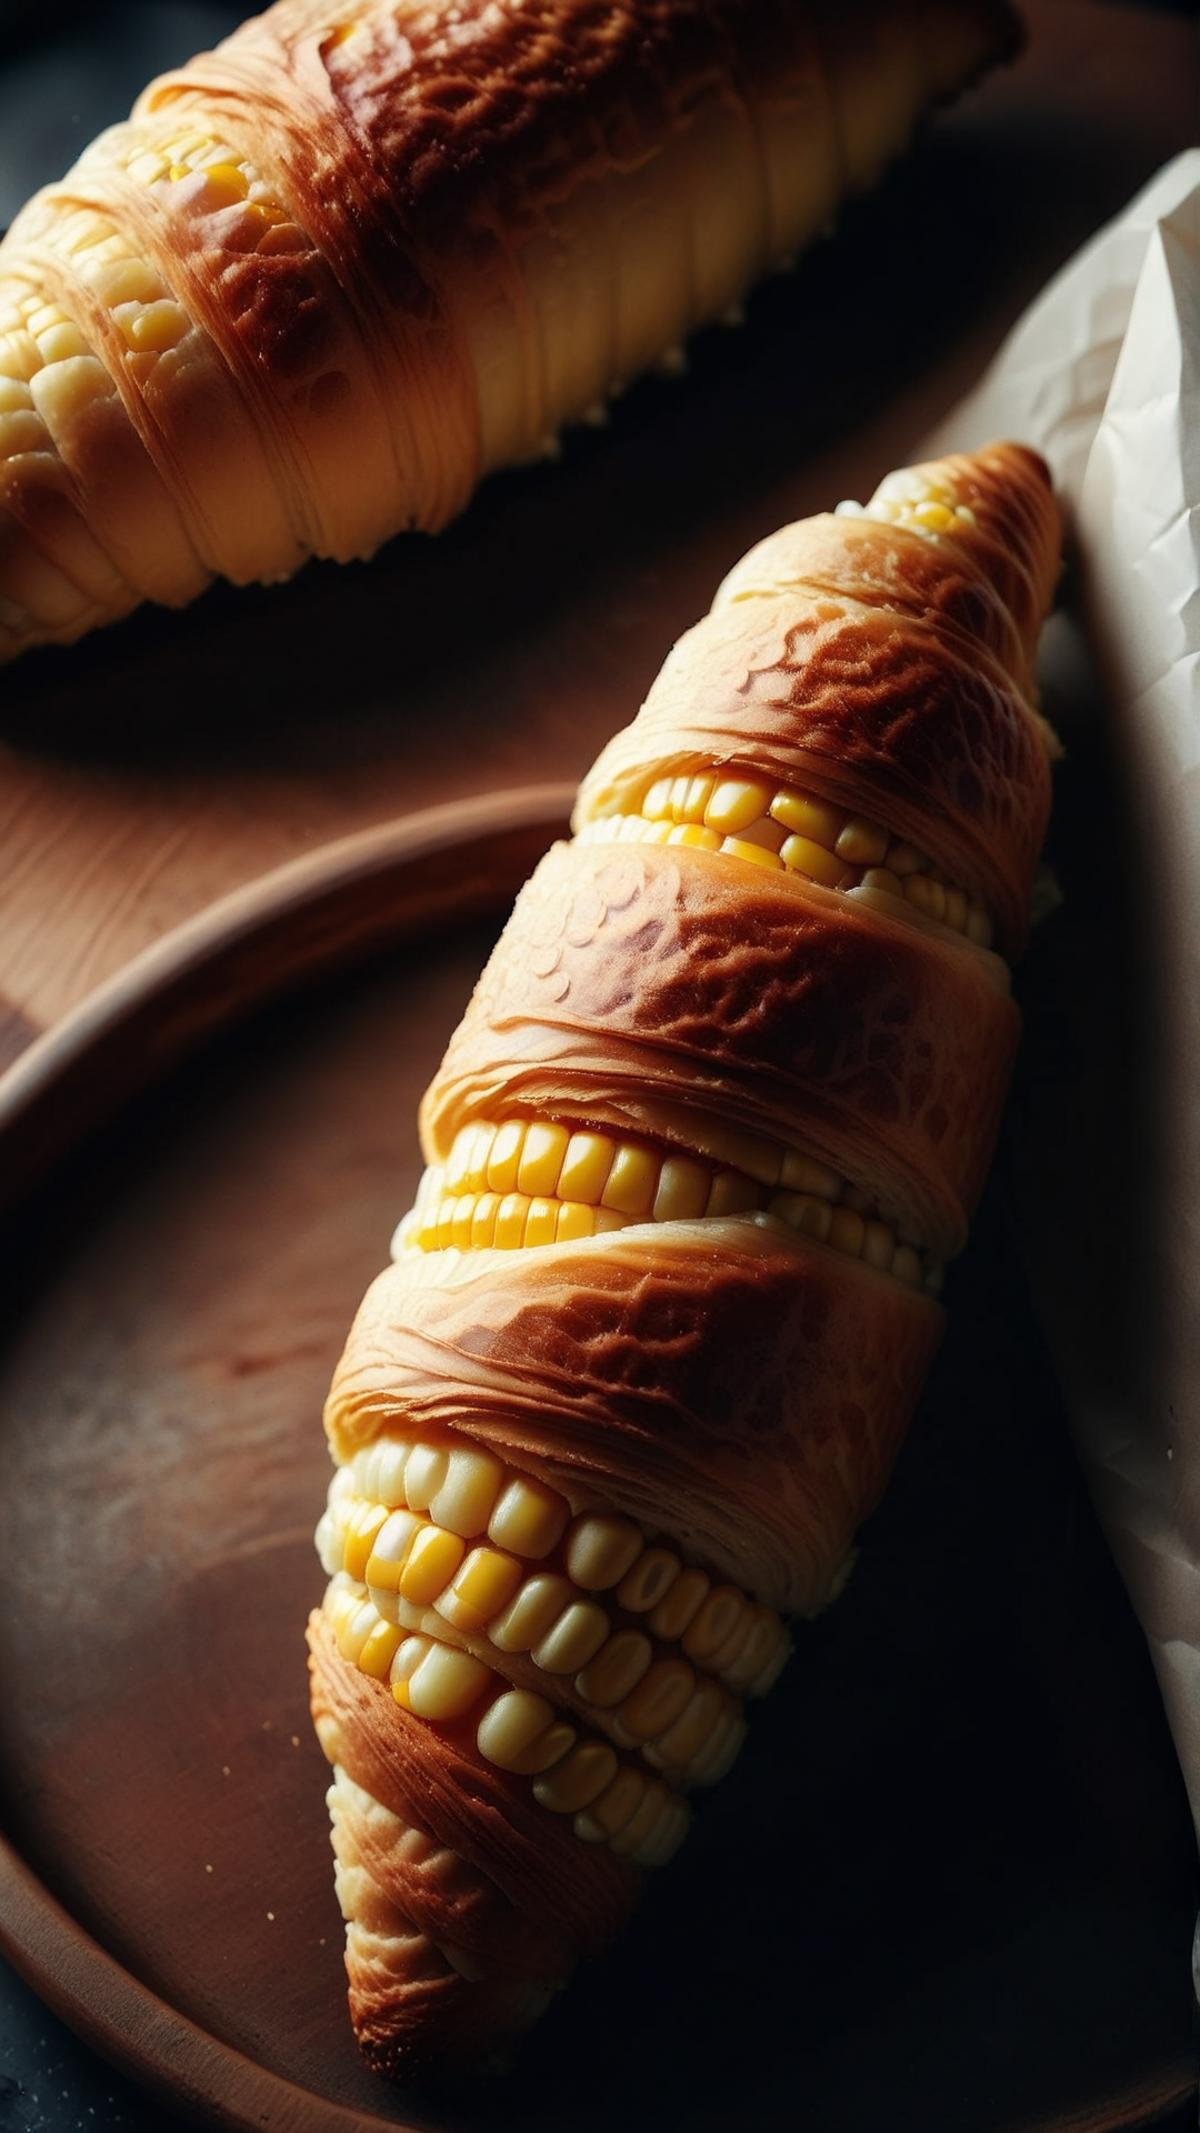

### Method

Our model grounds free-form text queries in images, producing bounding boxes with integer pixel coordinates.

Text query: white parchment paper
[924,154,1200,1842]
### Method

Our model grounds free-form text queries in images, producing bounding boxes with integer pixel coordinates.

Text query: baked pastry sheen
[311,441,1061,2071]
[0,0,1019,660]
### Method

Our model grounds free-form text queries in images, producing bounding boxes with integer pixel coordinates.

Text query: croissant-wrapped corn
[0,0,1021,663]
[309,439,1061,2073]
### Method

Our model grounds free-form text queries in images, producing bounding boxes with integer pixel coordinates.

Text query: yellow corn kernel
[486,1119,525,1194]
[861,866,904,898]
[446,1123,481,1191]
[683,773,715,821]
[490,1573,574,1652]
[666,823,722,851]
[575,1766,647,1841]
[488,1478,569,1560]
[652,1155,710,1222]
[558,1131,615,1206]
[450,1195,476,1252]
[913,500,955,533]
[780,1147,841,1195]
[0,378,32,414]
[36,322,88,365]
[507,1718,577,1777]
[534,1741,619,1814]
[523,1197,559,1247]
[412,1164,441,1223]
[706,1169,762,1218]
[196,161,249,207]
[256,223,309,257]
[242,198,287,236]
[593,1209,629,1234]
[650,1568,709,1641]
[476,1687,561,1770]
[343,1503,389,1582]
[619,1660,694,1742]
[398,1524,465,1605]
[733,815,786,854]
[517,1121,569,1197]
[470,1192,500,1249]
[705,776,772,835]
[337,1599,378,1665]
[29,354,110,424]
[768,790,843,845]
[862,1221,894,1271]
[493,1193,528,1250]
[0,410,46,458]
[435,1195,457,1250]
[943,887,968,933]
[24,302,61,339]
[721,836,782,871]
[463,1122,494,1192]
[599,1143,658,1218]
[364,1509,422,1591]
[0,330,40,384]
[556,1200,596,1242]
[123,300,187,354]
[668,775,691,822]
[641,776,673,820]
[779,833,847,888]
[436,1546,523,1632]
[835,817,888,866]
[357,1618,402,1680]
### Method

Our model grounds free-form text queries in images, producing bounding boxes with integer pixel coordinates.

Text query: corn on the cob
[308,441,1060,2073]
[0,0,1020,663]
[400,1116,939,1289]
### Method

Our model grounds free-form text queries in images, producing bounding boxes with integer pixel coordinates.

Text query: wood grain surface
[0,0,1195,1066]
[0,802,1194,2133]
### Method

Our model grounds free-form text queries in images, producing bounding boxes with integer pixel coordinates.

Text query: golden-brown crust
[421,839,1019,1253]
[312,1618,583,2065]
[325,1218,944,1614]
[151,0,822,251]
[309,1613,639,1950]
[0,0,1021,656]
[713,513,1031,687]
[576,443,1059,957]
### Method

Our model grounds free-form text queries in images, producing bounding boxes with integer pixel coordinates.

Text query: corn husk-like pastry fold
[0,0,1021,662]
[311,440,1061,2071]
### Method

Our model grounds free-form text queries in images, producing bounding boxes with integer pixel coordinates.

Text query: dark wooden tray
[0,792,1194,2133]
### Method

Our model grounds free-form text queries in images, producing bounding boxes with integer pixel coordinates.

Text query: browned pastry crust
[326,1218,945,1614]
[577,448,1061,957]
[310,1610,640,2066]
[0,0,1020,658]
[420,839,1019,1255]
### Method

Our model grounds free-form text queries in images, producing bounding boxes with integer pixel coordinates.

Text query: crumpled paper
[923,154,1200,1845]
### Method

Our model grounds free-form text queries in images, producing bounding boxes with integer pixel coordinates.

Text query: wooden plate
[0,792,1194,2133]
